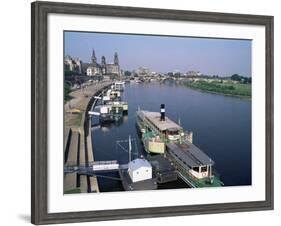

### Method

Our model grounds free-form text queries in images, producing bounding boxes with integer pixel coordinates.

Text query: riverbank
[184,81,251,99]
[64,81,112,194]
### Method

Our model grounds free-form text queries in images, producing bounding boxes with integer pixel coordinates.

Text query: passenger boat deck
[138,111,182,132]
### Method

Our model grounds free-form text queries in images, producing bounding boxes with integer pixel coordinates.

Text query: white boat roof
[114,81,125,85]
[128,158,152,171]
[138,111,182,131]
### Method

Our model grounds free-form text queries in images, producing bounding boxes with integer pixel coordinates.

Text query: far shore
[184,82,251,100]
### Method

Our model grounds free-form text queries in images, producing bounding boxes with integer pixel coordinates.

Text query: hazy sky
[64,31,252,77]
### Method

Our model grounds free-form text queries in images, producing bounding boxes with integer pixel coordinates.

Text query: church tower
[101,56,106,66]
[101,56,106,75]
[114,52,119,65]
[92,49,97,66]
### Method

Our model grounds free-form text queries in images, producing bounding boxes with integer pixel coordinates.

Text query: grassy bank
[64,188,81,194]
[185,81,251,98]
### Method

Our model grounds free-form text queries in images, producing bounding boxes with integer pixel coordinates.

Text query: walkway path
[64,81,112,193]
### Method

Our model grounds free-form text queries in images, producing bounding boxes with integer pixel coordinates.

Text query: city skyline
[64,31,252,77]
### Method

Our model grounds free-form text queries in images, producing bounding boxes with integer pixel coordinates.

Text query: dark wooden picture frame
[31,1,274,224]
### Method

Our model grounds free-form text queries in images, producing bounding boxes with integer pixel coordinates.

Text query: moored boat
[135,104,223,188]
[112,81,125,91]
[136,105,192,154]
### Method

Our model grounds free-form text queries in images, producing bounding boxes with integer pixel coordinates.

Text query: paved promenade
[64,81,112,193]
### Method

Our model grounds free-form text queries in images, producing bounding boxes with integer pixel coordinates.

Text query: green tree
[64,83,72,101]
[124,70,132,76]
[231,74,241,81]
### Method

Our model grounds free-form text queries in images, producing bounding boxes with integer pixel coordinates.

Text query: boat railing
[143,130,156,139]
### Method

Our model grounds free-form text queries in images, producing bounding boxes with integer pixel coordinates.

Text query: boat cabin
[100,106,109,114]
[102,95,110,103]
[112,81,125,91]
[111,105,123,115]
[167,142,214,180]
[110,90,121,100]
[137,111,183,142]
[128,158,152,183]
[166,128,182,141]
[105,89,121,101]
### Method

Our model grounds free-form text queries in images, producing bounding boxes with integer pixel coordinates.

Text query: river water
[91,81,251,192]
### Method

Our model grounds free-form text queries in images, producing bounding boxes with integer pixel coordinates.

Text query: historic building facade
[86,49,120,77]
[64,55,82,74]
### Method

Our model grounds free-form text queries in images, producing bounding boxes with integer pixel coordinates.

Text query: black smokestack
[160,104,165,121]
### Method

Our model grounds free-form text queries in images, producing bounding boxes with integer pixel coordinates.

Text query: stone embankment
[64,81,112,194]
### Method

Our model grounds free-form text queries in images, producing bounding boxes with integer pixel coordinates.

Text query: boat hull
[143,137,165,154]
[136,118,165,154]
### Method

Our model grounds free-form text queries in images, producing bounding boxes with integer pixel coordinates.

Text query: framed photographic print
[31,1,274,224]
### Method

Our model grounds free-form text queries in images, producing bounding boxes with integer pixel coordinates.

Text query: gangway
[64,160,127,175]
[64,136,136,181]
[92,160,119,171]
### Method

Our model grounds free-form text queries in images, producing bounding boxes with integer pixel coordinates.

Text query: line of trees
[231,74,252,84]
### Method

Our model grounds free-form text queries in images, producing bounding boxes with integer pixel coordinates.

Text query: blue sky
[64,31,252,76]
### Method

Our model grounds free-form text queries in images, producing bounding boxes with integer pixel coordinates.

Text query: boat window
[193,167,199,172]
[167,129,179,135]
[201,166,208,172]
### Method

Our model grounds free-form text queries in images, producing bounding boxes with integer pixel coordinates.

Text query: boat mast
[209,159,212,178]
[128,135,132,162]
